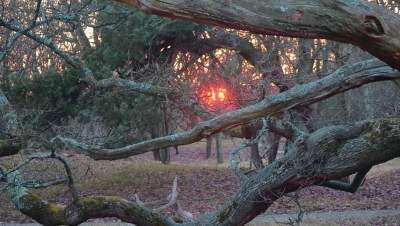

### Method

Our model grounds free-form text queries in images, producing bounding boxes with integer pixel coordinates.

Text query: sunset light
[198,83,233,111]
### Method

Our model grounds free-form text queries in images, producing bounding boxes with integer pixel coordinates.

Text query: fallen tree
[3,117,399,225]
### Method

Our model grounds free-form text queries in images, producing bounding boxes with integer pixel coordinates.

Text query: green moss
[77,197,109,213]
[79,197,169,226]
[20,194,66,225]
[0,139,21,157]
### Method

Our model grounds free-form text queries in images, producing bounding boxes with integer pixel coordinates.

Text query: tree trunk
[216,133,223,164]
[153,150,160,161]
[151,127,161,161]
[160,148,170,164]
[160,103,171,164]
[250,143,263,169]
[267,136,280,164]
[206,136,212,159]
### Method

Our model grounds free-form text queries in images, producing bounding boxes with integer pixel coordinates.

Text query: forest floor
[0,138,400,225]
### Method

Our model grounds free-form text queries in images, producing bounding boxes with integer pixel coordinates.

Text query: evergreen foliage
[0,4,206,147]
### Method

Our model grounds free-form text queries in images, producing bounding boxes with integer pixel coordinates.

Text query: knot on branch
[364,15,384,36]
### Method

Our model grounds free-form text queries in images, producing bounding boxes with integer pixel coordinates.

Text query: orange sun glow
[198,84,233,111]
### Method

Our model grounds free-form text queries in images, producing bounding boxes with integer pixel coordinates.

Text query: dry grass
[0,143,399,224]
[0,153,238,222]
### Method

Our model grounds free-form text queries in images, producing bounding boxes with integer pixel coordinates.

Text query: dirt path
[2,209,399,226]
[249,208,400,225]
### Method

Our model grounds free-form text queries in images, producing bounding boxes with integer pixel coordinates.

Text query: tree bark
[216,133,223,164]
[161,103,171,164]
[11,193,176,226]
[113,0,400,70]
[262,131,280,164]
[153,149,160,161]
[160,149,171,164]
[11,117,400,226]
[250,143,263,169]
[206,136,212,159]
[151,127,161,161]
[190,117,400,226]
[57,59,400,160]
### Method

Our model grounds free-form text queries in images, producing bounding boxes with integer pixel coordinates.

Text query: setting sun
[198,84,233,111]
[217,89,226,101]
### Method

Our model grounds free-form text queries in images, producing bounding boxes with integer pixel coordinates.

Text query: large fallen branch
[56,59,400,160]
[7,117,400,225]
[113,0,400,70]
[197,117,400,226]
[11,193,175,226]
[4,169,189,226]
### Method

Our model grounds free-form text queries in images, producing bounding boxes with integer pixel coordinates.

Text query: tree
[1,0,400,225]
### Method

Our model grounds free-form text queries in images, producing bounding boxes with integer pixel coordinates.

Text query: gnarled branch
[55,59,400,160]
[4,117,400,226]
[113,0,400,70]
